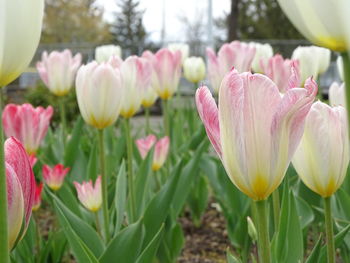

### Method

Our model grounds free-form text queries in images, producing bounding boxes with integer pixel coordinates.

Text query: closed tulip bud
[206,41,256,93]
[329,82,345,107]
[36,49,82,96]
[292,46,331,84]
[32,183,44,212]
[136,135,170,171]
[74,176,102,212]
[293,102,349,197]
[142,49,182,100]
[95,45,122,62]
[42,164,70,191]
[2,104,54,155]
[168,43,189,64]
[28,155,38,168]
[260,54,300,93]
[119,56,152,118]
[249,42,273,73]
[337,56,344,81]
[76,61,124,129]
[196,69,317,200]
[183,57,206,84]
[247,216,258,242]
[0,0,44,86]
[5,137,35,249]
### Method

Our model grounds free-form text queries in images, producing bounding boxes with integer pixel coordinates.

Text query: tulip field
[2,1,350,263]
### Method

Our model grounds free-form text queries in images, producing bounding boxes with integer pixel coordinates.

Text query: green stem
[341,52,350,135]
[59,97,67,144]
[255,199,271,263]
[144,107,150,135]
[124,118,136,222]
[34,214,41,263]
[162,99,170,137]
[154,170,161,191]
[0,88,9,263]
[272,190,280,230]
[94,211,101,237]
[324,197,335,263]
[98,129,110,242]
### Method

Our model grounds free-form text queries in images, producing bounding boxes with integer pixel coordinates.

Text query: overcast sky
[96,0,231,42]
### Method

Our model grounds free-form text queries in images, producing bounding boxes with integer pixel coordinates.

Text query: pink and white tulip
[76,61,123,129]
[329,82,345,107]
[36,49,82,96]
[119,56,152,118]
[136,135,170,171]
[42,164,70,191]
[196,69,317,200]
[5,137,35,249]
[142,49,182,100]
[293,102,349,197]
[32,182,44,212]
[260,54,300,93]
[74,176,102,212]
[206,41,256,93]
[28,154,38,168]
[2,103,53,155]
[168,43,189,64]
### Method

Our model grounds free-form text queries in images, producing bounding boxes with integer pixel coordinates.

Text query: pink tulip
[2,103,53,155]
[142,48,182,100]
[32,182,44,212]
[5,137,35,248]
[74,176,102,212]
[196,68,317,200]
[36,49,82,96]
[260,54,300,93]
[206,41,256,93]
[136,135,170,171]
[42,164,70,191]
[28,154,38,168]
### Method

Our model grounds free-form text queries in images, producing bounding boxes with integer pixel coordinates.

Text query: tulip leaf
[295,195,314,229]
[64,116,84,167]
[226,249,242,263]
[99,219,144,263]
[87,141,98,181]
[115,161,126,234]
[305,235,322,263]
[136,224,164,263]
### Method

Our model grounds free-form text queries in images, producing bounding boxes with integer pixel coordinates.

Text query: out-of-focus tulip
[119,56,152,118]
[0,0,44,86]
[74,176,102,212]
[337,56,344,81]
[260,54,300,93]
[183,57,206,84]
[292,46,331,83]
[2,104,54,155]
[5,137,35,249]
[136,135,170,171]
[142,85,158,108]
[293,102,349,197]
[95,45,122,62]
[249,42,273,73]
[28,155,38,168]
[42,164,70,191]
[168,43,189,64]
[206,41,256,93]
[196,69,317,200]
[76,61,123,129]
[329,82,345,107]
[32,183,43,212]
[277,0,350,52]
[142,49,182,100]
[36,50,82,96]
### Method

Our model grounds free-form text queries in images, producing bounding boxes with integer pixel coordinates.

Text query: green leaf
[305,235,322,263]
[226,249,242,263]
[87,142,98,181]
[295,195,314,229]
[64,117,84,167]
[99,219,145,263]
[136,224,164,263]
[115,161,127,234]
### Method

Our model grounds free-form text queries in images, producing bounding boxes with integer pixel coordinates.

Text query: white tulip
[95,45,122,63]
[329,82,345,107]
[183,57,206,84]
[249,42,273,73]
[337,56,344,81]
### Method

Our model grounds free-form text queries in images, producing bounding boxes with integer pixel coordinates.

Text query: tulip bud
[329,82,345,107]
[95,45,122,62]
[168,43,189,64]
[292,46,331,83]
[42,164,70,191]
[32,183,44,212]
[76,61,124,129]
[183,57,206,84]
[74,176,102,212]
[2,103,54,155]
[293,102,349,197]
[247,216,258,242]
[28,154,38,169]
[36,49,82,96]
[249,42,273,73]
[0,0,44,86]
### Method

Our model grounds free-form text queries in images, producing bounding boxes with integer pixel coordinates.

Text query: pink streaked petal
[136,135,157,159]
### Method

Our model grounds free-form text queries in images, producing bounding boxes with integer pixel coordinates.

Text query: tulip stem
[272,190,280,229]
[94,211,101,237]
[0,88,9,262]
[145,107,151,135]
[162,99,170,137]
[341,52,350,135]
[98,129,110,242]
[324,197,335,263]
[124,118,136,222]
[59,97,67,144]
[255,199,271,263]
